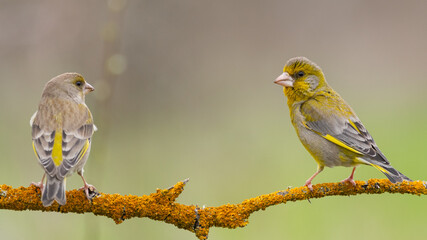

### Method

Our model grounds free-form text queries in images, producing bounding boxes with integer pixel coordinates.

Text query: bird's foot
[79,183,97,201]
[304,180,314,191]
[340,177,356,187]
[30,181,44,193]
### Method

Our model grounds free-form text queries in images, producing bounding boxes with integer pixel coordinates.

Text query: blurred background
[1,0,427,239]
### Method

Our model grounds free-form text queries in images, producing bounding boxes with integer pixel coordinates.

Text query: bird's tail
[369,163,412,183]
[42,175,66,207]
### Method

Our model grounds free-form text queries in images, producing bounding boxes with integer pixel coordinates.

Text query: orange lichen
[1,179,426,239]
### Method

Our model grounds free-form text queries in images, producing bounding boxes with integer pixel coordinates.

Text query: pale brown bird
[30,73,97,206]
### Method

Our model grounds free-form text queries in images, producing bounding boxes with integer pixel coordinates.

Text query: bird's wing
[31,108,95,178]
[32,123,57,176]
[57,124,94,178]
[300,94,390,165]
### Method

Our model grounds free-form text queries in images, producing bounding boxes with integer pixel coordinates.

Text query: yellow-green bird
[274,57,411,190]
[30,73,97,206]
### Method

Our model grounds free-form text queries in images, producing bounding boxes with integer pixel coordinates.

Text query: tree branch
[1,179,426,239]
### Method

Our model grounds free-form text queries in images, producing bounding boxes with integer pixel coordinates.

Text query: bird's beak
[84,82,95,94]
[274,72,294,87]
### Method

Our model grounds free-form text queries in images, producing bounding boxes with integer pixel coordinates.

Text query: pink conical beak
[84,82,95,93]
[274,72,294,87]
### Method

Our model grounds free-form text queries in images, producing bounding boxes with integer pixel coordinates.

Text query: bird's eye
[75,81,83,87]
[297,71,305,77]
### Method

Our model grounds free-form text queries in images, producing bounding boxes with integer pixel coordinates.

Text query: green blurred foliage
[1,0,427,239]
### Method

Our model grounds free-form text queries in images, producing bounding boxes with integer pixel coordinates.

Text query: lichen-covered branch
[1,179,426,239]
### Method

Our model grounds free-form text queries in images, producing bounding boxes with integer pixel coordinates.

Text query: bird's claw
[341,178,356,187]
[304,181,314,191]
[30,181,44,193]
[79,183,97,201]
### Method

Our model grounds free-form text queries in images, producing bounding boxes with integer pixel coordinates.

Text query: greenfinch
[274,57,411,190]
[30,73,97,206]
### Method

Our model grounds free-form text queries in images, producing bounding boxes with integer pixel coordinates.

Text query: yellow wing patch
[32,141,38,158]
[302,119,362,155]
[77,139,90,163]
[323,134,363,154]
[348,120,361,133]
[52,128,63,166]
[369,163,390,174]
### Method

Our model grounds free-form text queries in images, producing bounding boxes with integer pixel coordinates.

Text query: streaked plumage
[31,73,96,206]
[274,57,411,190]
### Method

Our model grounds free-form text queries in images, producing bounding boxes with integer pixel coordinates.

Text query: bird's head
[274,57,327,100]
[43,73,94,102]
